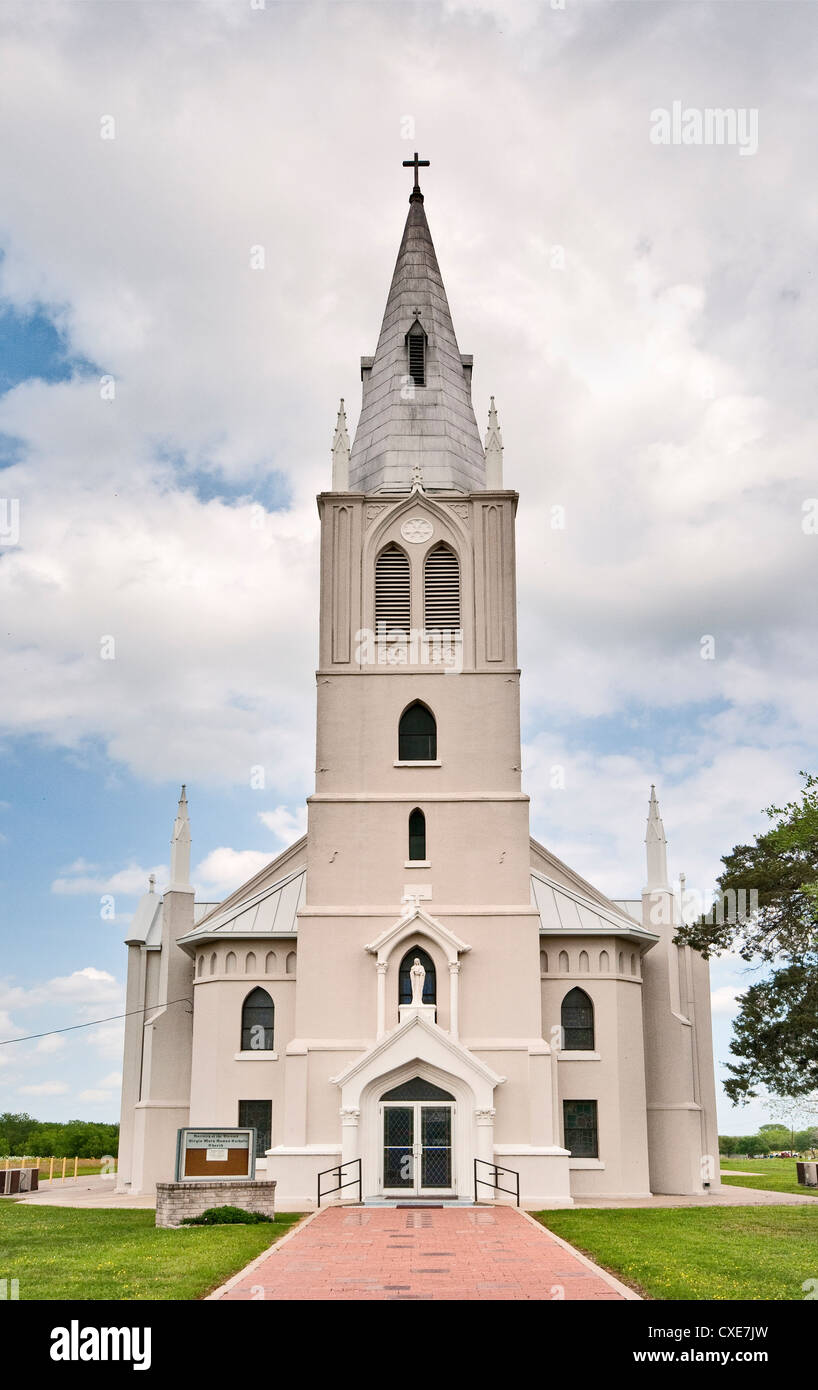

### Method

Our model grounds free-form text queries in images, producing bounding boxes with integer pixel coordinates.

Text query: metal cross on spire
[402,150,430,198]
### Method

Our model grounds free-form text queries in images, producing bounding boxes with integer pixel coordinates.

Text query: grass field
[535,1205,818,1300]
[720,1157,818,1198]
[0,1205,303,1300]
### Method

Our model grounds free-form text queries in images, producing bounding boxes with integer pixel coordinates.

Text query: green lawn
[0,1205,303,1300]
[535,1206,818,1300]
[720,1157,818,1198]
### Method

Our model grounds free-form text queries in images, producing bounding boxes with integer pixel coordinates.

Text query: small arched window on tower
[398,701,437,761]
[398,946,436,1005]
[561,987,594,1051]
[408,808,426,861]
[241,987,274,1051]
[424,544,460,634]
[406,320,426,388]
[375,544,411,638]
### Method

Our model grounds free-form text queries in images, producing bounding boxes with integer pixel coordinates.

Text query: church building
[117,160,719,1209]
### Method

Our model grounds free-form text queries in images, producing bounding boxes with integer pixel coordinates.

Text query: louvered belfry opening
[424,543,460,633]
[375,544,411,636]
[407,327,426,387]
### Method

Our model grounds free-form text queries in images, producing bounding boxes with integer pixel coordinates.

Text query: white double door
[381,1100,455,1196]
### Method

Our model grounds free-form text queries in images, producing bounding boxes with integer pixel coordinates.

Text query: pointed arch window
[375,544,410,635]
[398,947,437,1005]
[407,322,426,387]
[241,987,274,1052]
[408,808,426,861]
[424,544,460,632]
[561,987,594,1051]
[399,701,436,761]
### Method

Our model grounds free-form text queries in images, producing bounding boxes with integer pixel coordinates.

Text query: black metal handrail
[317,1157,362,1208]
[474,1157,520,1206]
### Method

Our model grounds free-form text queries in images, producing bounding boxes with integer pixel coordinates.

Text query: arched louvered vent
[424,544,460,631]
[375,545,410,634]
[408,328,425,387]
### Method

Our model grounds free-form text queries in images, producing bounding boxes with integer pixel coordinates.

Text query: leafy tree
[758,1124,791,1152]
[0,1114,118,1158]
[0,1113,39,1155]
[677,773,818,1101]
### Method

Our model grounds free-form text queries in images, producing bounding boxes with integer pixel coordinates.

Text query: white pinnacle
[484,396,504,488]
[645,784,669,890]
[170,784,191,888]
[331,398,350,490]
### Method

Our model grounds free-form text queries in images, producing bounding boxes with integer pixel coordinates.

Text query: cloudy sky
[0,0,815,1132]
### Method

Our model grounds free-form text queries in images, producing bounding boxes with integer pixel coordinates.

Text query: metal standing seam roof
[530,870,658,942]
[176,867,306,947]
[127,860,652,951]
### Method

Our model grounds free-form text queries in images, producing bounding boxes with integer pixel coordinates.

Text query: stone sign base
[156,1179,277,1228]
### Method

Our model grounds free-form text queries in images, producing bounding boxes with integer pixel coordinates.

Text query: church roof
[125,894,217,949]
[170,860,654,951]
[531,870,658,944]
[348,191,487,495]
[176,865,305,949]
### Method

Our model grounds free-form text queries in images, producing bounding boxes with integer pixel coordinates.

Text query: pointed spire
[484,396,504,488]
[645,784,669,889]
[349,193,486,495]
[169,784,191,889]
[331,398,350,490]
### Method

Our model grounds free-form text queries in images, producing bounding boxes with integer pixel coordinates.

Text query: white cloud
[97,1071,122,1089]
[194,848,273,900]
[257,805,307,845]
[85,1022,125,1060]
[17,1081,69,1096]
[35,1034,66,1055]
[711,986,744,1017]
[0,968,122,1021]
[0,0,812,808]
[51,862,166,897]
[78,1088,113,1104]
[0,1009,25,1042]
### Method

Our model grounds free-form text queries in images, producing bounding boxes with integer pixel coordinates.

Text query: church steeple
[348,166,486,495]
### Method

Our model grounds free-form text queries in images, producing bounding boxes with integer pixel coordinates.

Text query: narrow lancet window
[408,808,426,861]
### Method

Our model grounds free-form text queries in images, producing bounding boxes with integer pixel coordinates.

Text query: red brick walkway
[213,1206,633,1301]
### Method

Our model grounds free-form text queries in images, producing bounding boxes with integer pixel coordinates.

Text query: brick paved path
[214,1205,633,1301]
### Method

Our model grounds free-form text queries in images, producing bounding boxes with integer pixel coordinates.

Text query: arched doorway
[380,1076,455,1196]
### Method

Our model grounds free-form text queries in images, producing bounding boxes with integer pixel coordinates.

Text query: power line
[0,998,193,1046]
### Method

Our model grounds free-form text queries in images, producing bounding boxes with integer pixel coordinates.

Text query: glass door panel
[383,1105,415,1189]
[420,1105,452,1189]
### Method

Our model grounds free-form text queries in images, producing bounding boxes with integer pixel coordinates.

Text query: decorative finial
[331,398,350,490]
[148,873,156,894]
[411,462,424,492]
[402,150,430,202]
[484,396,504,488]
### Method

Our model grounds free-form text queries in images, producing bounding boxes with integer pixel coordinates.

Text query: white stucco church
[117,160,719,1209]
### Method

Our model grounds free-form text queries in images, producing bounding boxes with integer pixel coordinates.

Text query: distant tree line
[719,1123,818,1157]
[0,1113,119,1158]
